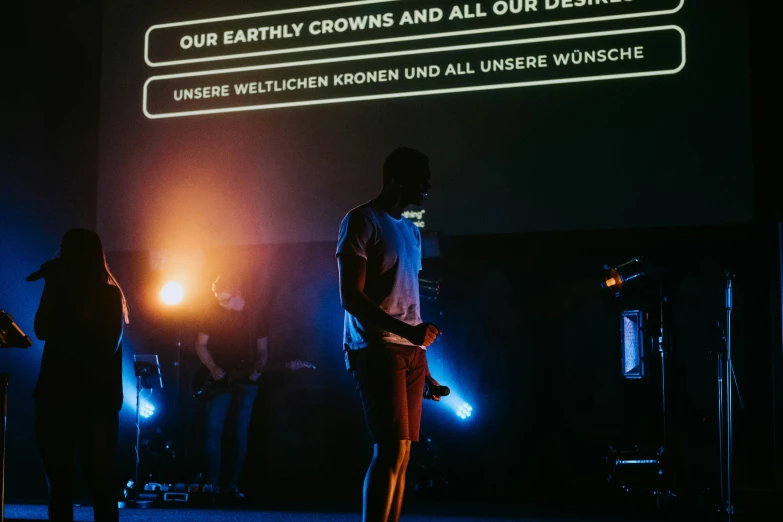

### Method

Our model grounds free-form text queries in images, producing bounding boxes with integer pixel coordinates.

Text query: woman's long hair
[60,228,130,324]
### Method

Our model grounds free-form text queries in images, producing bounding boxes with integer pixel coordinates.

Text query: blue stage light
[422,343,474,422]
[456,402,473,420]
[139,401,155,419]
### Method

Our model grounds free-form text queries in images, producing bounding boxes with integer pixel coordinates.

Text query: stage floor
[4,504,536,522]
[2,503,681,522]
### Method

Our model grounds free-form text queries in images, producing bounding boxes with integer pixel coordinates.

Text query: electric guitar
[190,359,315,402]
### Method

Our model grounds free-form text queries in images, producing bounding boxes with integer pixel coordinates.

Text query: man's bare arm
[338,254,439,347]
[195,332,225,379]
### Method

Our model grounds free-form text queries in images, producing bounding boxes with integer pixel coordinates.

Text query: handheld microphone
[428,384,450,397]
[424,379,450,400]
[26,259,63,282]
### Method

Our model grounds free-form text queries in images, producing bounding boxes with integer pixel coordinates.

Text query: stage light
[601,257,646,296]
[160,281,184,305]
[139,401,155,419]
[456,403,473,420]
[621,310,647,379]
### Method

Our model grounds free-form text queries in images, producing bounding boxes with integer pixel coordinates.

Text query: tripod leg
[730,363,745,409]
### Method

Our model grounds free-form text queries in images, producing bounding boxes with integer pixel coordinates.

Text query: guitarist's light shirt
[337,200,422,350]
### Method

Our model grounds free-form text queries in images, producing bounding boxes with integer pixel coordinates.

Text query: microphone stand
[168,319,186,483]
[173,322,182,436]
[658,282,668,450]
[717,272,744,521]
[654,281,675,509]
[0,312,32,522]
[135,375,142,502]
[126,357,162,508]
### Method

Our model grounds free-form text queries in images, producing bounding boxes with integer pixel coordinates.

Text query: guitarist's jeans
[205,384,258,487]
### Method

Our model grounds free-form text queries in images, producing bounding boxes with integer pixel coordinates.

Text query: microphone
[26,259,63,282]
[424,377,450,400]
[427,384,450,398]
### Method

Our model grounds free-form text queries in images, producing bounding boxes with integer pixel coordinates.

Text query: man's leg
[205,393,232,486]
[381,440,411,522]
[355,344,417,522]
[387,347,427,522]
[363,440,410,522]
[226,385,258,493]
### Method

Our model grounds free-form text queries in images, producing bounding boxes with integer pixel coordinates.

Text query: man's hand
[424,373,447,401]
[210,367,227,381]
[248,370,262,382]
[406,322,441,347]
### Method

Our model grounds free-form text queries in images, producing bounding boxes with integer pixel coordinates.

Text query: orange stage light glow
[160,281,185,305]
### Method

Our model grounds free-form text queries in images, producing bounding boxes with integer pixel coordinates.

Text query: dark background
[97,0,751,250]
[2,0,781,514]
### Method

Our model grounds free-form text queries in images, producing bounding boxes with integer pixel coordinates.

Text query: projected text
[144,27,684,119]
[145,0,684,67]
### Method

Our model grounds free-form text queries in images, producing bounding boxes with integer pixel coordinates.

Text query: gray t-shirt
[336,201,423,350]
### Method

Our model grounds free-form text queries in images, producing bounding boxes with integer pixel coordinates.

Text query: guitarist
[195,272,268,499]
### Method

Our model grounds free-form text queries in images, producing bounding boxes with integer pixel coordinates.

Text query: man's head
[382,147,431,207]
[212,272,245,311]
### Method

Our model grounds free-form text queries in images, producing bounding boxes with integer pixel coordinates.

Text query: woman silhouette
[33,228,129,522]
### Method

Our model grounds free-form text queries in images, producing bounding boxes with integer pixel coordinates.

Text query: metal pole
[1,373,9,522]
[725,275,733,521]
[136,375,141,500]
[660,339,666,443]
[174,323,182,433]
[659,287,667,445]
[718,351,725,509]
[777,223,783,486]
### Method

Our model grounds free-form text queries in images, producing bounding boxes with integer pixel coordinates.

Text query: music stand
[131,355,162,507]
[0,311,33,522]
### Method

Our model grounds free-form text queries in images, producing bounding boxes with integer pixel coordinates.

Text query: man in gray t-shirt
[338,200,423,349]
[337,147,441,522]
